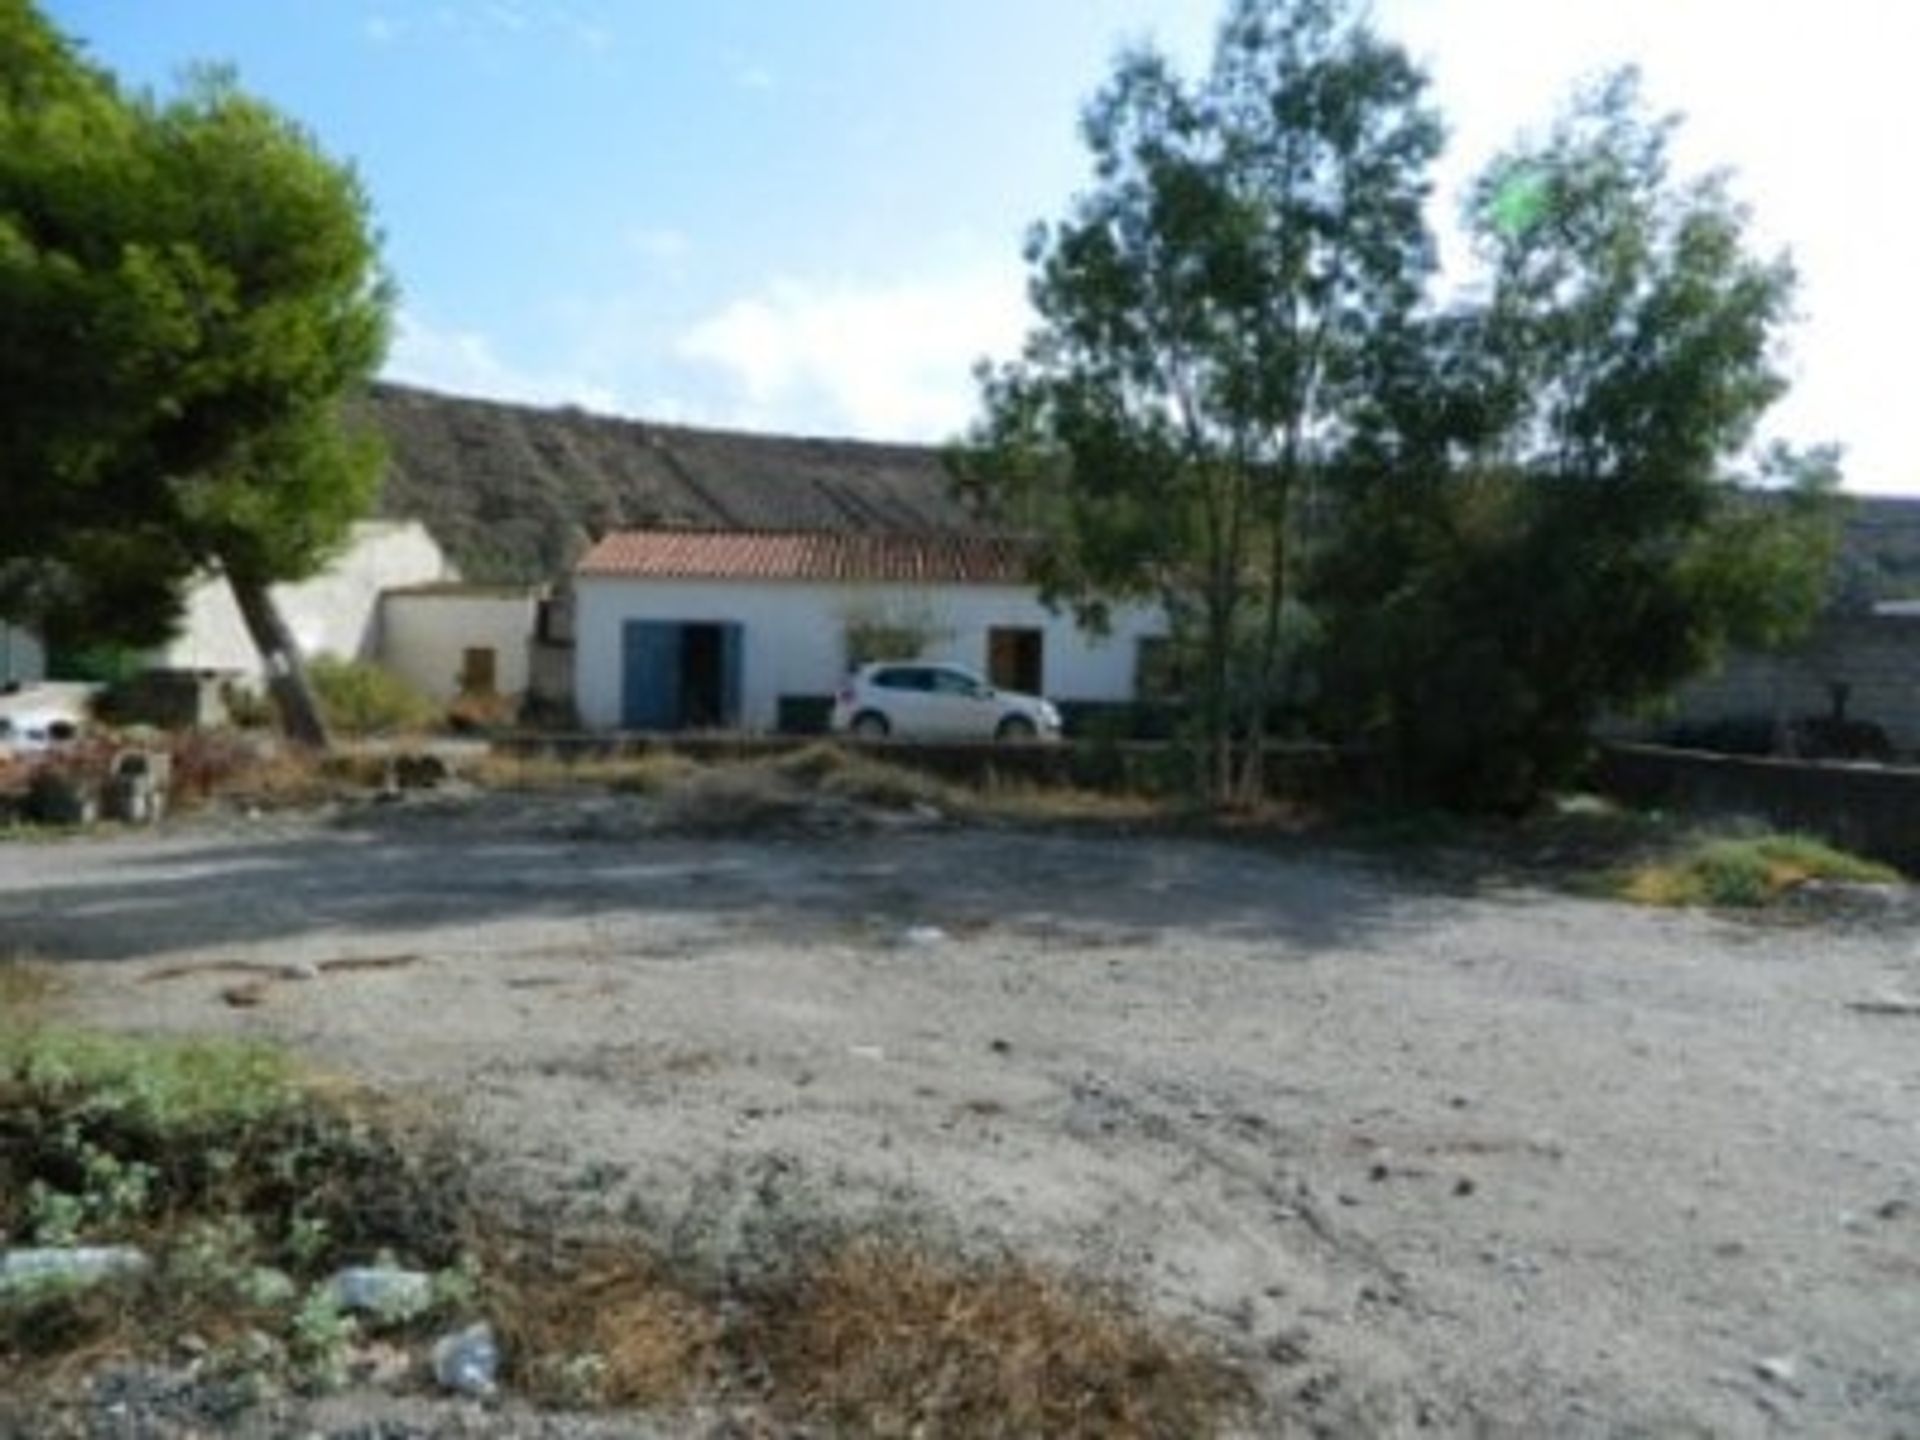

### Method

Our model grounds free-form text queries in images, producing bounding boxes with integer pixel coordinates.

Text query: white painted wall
[0,623,45,687]
[573,576,1167,732]
[378,590,541,702]
[147,521,453,677]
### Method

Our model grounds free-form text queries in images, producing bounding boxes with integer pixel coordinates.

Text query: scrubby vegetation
[1618,832,1899,908]
[0,1025,470,1402]
[306,657,439,738]
[0,1016,1243,1433]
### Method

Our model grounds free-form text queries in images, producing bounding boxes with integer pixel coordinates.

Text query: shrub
[1619,831,1899,908]
[306,657,437,737]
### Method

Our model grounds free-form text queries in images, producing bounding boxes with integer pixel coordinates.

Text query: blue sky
[41,1,1920,493]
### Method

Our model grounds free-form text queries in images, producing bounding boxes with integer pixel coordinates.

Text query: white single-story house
[572,529,1166,733]
[377,582,546,703]
[146,520,454,680]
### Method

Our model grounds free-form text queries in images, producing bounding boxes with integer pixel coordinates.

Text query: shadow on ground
[1,793,1434,964]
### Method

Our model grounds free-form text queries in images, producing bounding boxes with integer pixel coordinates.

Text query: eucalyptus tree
[1314,71,1840,804]
[962,0,1442,798]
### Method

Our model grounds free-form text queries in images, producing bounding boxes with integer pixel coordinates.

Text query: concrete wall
[572,577,1167,732]
[1598,742,1920,874]
[1622,615,1920,754]
[0,623,45,687]
[147,521,453,678]
[378,589,541,702]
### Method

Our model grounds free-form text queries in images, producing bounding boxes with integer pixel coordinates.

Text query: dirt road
[4,793,1917,1435]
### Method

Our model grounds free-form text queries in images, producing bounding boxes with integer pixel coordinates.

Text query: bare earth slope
[4,796,1916,1436]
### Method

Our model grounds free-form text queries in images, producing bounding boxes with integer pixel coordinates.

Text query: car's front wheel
[995,715,1037,743]
[850,712,891,739]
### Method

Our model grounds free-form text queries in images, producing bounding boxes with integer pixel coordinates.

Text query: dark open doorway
[987,627,1044,694]
[679,623,725,729]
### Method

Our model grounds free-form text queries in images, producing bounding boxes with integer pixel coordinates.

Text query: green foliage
[967,7,1838,813]
[0,1027,302,1133]
[1620,832,1898,908]
[0,1,391,650]
[959,0,1442,800]
[0,1023,477,1402]
[841,597,949,667]
[1311,71,1839,808]
[307,655,438,736]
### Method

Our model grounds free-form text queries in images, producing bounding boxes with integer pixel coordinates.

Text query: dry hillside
[362,382,988,583]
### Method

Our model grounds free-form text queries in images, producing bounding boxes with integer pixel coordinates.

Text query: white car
[830,662,1062,742]
[0,712,81,757]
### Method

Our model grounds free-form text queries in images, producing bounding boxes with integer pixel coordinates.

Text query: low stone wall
[1596,742,1920,874]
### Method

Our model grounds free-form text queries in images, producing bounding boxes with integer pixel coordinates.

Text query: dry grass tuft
[0,955,59,1019]
[484,1237,722,1408]
[750,1238,1246,1438]
[603,751,706,796]
[470,751,705,795]
[973,780,1171,826]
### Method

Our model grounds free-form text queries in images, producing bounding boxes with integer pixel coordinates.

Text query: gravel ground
[3,791,1918,1436]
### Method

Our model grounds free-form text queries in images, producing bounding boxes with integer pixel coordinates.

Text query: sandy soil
[3,792,1917,1436]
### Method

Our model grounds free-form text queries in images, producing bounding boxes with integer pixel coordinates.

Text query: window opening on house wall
[987,627,1043,694]
[1135,636,1184,700]
[460,646,498,695]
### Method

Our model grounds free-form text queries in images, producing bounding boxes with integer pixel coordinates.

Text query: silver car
[830,662,1062,742]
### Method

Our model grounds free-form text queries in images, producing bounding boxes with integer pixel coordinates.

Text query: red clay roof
[574,530,1033,586]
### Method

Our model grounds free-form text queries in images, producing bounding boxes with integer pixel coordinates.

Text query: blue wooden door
[621,621,682,731]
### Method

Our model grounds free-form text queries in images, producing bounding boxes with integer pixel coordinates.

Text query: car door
[929,666,997,739]
[869,665,932,735]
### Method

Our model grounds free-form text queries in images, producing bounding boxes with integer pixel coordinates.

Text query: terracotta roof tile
[575,530,1032,585]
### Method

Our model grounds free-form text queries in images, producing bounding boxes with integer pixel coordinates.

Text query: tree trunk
[1201,586,1235,805]
[227,569,332,751]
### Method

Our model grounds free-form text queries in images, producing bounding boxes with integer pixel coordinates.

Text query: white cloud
[675,264,1032,441]
[385,310,619,414]
[362,14,400,45]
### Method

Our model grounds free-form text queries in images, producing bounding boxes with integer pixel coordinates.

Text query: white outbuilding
[571,529,1166,733]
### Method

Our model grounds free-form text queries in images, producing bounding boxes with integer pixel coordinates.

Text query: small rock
[1876,1197,1911,1222]
[1453,1177,1476,1197]
[0,1246,150,1296]
[221,981,269,1008]
[1368,1163,1391,1183]
[351,1339,417,1388]
[1847,995,1920,1017]
[848,1045,886,1062]
[280,961,322,981]
[989,1038,1012,1055]
[328,1266,432,1320]
[432,1322,499,1398]
[1754,1355,1799,1389]
[901,925,949,947]
[1337,1192,1360,1208]
[394,753,450,790]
